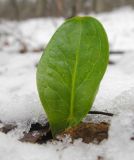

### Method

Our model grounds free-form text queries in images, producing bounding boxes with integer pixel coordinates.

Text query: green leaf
[36,16,109,137]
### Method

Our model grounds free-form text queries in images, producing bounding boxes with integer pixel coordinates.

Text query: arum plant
[36,16,109,137]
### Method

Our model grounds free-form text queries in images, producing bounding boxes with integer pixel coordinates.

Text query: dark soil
[97,156,104,160]
[0,120,109,144]
[0,123,16,133]
[130,137,134,141]
[20,121,109,144]
[59,122,109,144]
[20,122,53,144]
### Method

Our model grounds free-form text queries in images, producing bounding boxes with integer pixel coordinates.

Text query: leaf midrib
[69,19,82,121]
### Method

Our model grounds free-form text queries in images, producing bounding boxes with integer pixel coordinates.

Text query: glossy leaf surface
[37,16,109,137]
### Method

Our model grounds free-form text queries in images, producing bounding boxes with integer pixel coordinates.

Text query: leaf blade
[37,16,109,137]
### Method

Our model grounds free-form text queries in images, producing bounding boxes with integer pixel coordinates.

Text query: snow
[0,112,134,160]
[0,18,63,52]
[118,51,134,75]
[105,111,134,160]
[96,7,134,51]
[0,7,134,160]
[93,66,134,113]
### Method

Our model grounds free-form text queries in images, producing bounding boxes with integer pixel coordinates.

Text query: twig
[88,111,114,117]
[110,51,124,54]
